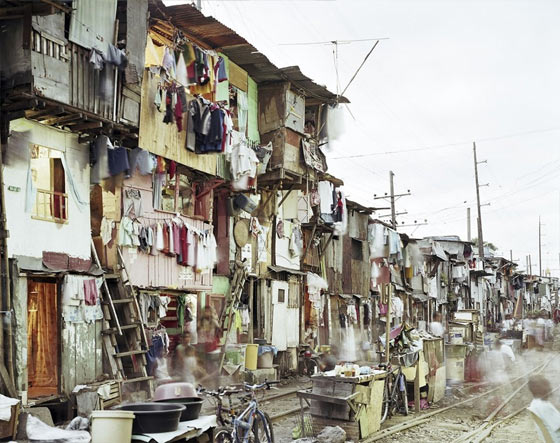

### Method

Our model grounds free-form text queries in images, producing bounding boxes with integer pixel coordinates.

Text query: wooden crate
[0,403,19,440]
[258,82,305,134]
[305,374,386,439]
[260,127,304,176]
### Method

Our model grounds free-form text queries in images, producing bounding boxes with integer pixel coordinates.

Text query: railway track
[364,354,558,442]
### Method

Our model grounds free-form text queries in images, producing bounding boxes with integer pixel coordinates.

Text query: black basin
[114,402,185,433]
[154,397,203,421]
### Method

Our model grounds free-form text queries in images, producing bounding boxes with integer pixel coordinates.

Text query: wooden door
[27,280,59,397]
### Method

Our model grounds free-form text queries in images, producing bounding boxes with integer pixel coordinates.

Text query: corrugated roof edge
[150,0,349,104]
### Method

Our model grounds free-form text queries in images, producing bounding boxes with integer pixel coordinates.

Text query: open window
[30,144,68,223]
[154,168,213,222]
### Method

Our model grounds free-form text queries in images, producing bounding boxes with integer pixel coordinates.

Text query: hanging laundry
[122,188,143,218]
[163,91,174,124]
[176,295,186,328]
[62,275,84,307]
[154,88,162,110]
[187,228,196,267]
[230,138,259,181]
[183,43,196,67]
[162,47,176,77]
[214,56,228,83]
[89,48,104,70]
[156,223,164,251]
[173,222,181,263]
[118,216,134,247]
[107,146,130,177]
[152,173,166,210]
[144,35,162,68]
[175,52,188,86]
[132,220,142,246]
[104,44,128,69]
[180,225,189,266]
[100,217,114,246]
[175,93,183,131]
[177,86,188,113]
[90,135,113,184]
[128,148,155,176]
[83,279,98,306]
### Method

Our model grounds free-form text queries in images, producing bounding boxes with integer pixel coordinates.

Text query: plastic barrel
[245,344,258,370]
[91,410,135,443]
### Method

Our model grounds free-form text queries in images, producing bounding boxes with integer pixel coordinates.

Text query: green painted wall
[248,76,260,143]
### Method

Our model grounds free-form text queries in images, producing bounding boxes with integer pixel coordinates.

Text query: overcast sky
[166,0,560,276]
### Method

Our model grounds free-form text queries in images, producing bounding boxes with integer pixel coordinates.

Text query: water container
[91,410,135,443]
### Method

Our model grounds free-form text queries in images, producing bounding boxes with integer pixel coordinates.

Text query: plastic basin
[154,397,203,421]
[114,402,185,434]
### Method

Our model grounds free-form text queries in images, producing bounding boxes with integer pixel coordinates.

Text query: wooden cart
[296,371,388,440]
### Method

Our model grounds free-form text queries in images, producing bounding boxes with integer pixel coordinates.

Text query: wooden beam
[40,0,71,14]
[22,4,31,49]
[0,362,17,398]
[42,113,83,126]
[277,185,294,208]
[72,121,103,131]
[25,107,54,119]
[36,107,65,121]
[1,98,38,112]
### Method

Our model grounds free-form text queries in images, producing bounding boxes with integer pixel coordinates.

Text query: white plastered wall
[3,119,91,259]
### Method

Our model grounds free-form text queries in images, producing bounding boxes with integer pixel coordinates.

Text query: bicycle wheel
[380,379,390,424]
[398,374,409,416]
[214,426,234,443]
[252,411,274,443]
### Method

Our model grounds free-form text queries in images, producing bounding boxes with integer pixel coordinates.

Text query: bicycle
[213,380,279,443]
[377,353,409,423]
[199,385,242,427]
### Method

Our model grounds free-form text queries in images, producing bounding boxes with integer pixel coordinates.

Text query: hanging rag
[175,93,183,131]
[107,146,130,177]
[163,91,174,124]
[83,279,98,306]
[176,295,186,328]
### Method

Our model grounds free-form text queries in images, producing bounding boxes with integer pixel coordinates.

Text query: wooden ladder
[218,261,249,371]
[91,239,153,390]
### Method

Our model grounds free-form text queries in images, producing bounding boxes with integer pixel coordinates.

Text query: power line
[279,37,389,46]
[330,126,560,159]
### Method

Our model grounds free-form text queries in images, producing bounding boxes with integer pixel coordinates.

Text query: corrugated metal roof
[150,0,348,104]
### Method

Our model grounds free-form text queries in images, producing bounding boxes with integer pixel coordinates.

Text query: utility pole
[539,216,542,277]
[374,171,411,229]
[390,171,396,227]
[473,142,487,259]
[467,207,471,241]
[529,254,533,278]
[510,249,513,263]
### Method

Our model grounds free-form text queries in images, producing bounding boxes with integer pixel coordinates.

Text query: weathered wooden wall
[61,319,103,394]
[138,70,217,175]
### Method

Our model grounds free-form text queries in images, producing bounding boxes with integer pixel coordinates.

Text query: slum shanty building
[0,0,150,402]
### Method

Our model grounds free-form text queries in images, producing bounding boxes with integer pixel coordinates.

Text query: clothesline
[122,214,210,238]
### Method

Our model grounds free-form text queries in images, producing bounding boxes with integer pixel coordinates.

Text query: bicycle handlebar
[243,380,280,391]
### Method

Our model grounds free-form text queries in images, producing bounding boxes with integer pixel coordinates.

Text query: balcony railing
[32,189,68,224]
[69,43,117,121]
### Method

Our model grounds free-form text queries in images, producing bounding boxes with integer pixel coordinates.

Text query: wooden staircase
[91,240,153,393]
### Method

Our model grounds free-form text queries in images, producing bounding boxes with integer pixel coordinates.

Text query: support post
[414,357,421,412]
[248,277,254,343]
[473,142,484,259]
[390,171,396,228]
